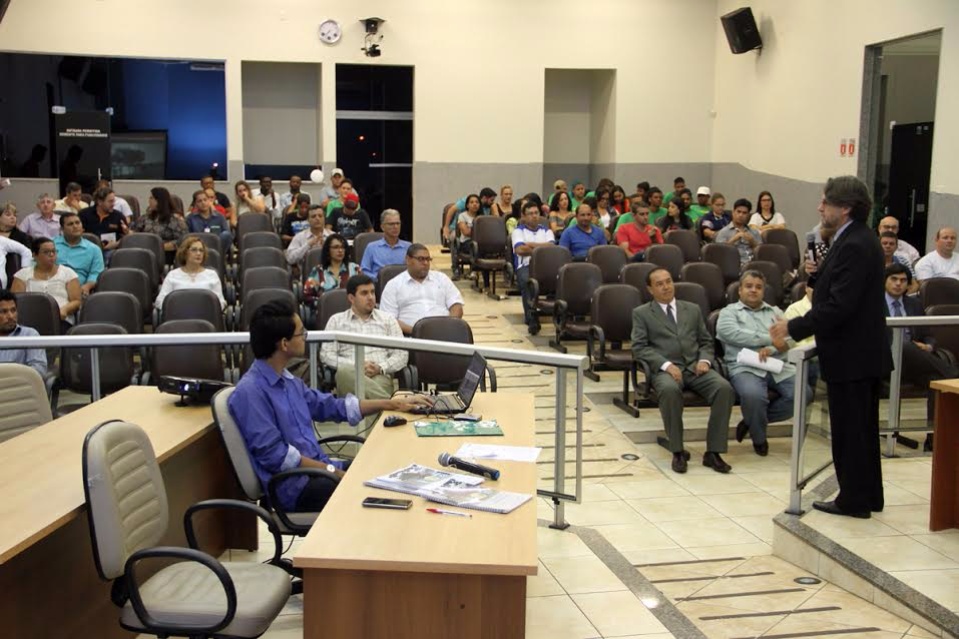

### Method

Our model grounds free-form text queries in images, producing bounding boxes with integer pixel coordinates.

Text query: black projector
[158,375,231,405]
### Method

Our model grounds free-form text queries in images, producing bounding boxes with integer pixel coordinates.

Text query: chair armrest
[123,546,236,636]
[933,347,957,367]
[527,277,540,304]
[553,299,568,332]
[183,499,282,565]
[486,364,497,392]
[588,325,607,364]
[316,434,367,446]
[635,359,653,399]
[267,467,340,534]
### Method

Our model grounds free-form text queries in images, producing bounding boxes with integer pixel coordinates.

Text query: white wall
[241,62,322,165]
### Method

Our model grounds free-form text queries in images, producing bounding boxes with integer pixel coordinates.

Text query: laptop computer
[410,351,487,415]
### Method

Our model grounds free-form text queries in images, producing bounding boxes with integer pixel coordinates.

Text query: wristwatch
[326,464,337,474]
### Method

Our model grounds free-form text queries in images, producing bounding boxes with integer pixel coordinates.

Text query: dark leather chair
[353,232,383,269]
[645,244,684,281]
[14,291,62,392]
[82,232,103,250]
[240,230,282,254]
[191,232,222,257]
[301,247,325,287]
[80,291,143,335]
[527,245,572,325]
[763,228,801,270]
[315,288,350,330]
[236,213,273,245]
[619,263,657,303]
[790,281,808,304]
[170,194,185,216]
[237,289,299,376]
[119,233,165,276]
[551,263,603,353]
[160,288,225,331]
[238,247,288,290]
[153,319,230,382]
[402,317,496,392]
[920,278,959,310]
[702,243,742,285]
[743,260,785,306]
[674,282,710,321]
[60,323,136,404]
[665,230,701,263]
[203,248,233,304]
[468,216,511,298]
[756,244,794,282]
[587,245,628,284]
[109,247,159,294]
[376,264,407,302]
[680,262,725,311]
[586,284,643,416]
[925,304,959,362]
[118,194,140,219]
[242,266,291,296]
[5,254,22,289]
[96,268,153,324]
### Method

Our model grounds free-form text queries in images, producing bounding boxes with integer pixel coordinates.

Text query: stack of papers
[453,443,542,462]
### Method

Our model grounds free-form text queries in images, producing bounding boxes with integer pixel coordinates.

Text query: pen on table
[426,508,472,518]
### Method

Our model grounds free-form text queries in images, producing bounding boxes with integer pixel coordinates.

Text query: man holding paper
[717,270,804,456]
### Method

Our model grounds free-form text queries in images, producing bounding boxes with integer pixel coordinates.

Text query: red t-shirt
[616,223,663,254]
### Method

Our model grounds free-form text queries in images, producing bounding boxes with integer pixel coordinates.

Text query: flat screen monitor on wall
[112,131,167,180]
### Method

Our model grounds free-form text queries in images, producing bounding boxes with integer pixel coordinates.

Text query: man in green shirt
[689,186,711,222]
[570,182,587,212]
[663,177,686,206]
[325,178,359,216]
[616,189,669,229]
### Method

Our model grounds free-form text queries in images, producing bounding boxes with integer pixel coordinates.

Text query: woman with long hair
[132,186,188,259]
[490,184,513,217]
[749,190,786,231]
[610,185,628,215]
[302,233,360,304]
[656,197,694,234]
[548,191,574,239]
[234,180,266,216]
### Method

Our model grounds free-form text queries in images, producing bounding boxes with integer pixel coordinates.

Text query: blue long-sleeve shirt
[559,223,606,258]
[228,359,362,511]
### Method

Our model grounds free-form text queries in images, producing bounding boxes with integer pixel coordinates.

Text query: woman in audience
[749,190,786,232]
[132,187,188,263]
[0,203,32,249]
[548,191,574,239]
[594,188,615,232]
[610,185,629,215]
[656,197,695,234]
[153,236,227,311]
[699,192,731,242]
[234,180,266,216]
[453,194,481,280]
[11,237,81,329]
[302,233,359,305]
[490,184,513,217]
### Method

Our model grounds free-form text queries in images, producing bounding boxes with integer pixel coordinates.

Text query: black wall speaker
[721,7,763,54]
[0,0,11,24]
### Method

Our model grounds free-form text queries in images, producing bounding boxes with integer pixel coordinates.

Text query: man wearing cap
[327,192,372,241]
[326,178,361,217]
[321,168,345,207]
[690,187,711,222]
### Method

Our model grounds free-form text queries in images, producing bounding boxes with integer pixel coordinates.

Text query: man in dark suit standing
[632,267,735,474]
[771,176,891,518]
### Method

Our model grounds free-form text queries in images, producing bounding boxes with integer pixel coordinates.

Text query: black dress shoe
[812,500,870,519]
[682,449,691,461]
[703,452,731,473]
[753,441,769,456]
[924,434,933,453]
[528,322,541,336]
[735,420,749,443]
[671,452,688,474]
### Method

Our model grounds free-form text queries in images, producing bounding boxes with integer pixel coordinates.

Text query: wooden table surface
[931,379,959,395]
[295,392,538,577]
[0,387,214,564]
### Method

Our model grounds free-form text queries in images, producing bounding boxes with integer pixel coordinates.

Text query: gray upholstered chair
[81,419,290,638]
[0,363,52,443]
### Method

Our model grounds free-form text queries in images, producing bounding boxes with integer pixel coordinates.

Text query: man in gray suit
[631,267,735,474]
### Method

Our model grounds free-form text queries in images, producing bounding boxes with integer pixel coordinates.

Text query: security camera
[365,43,382,57]
[361,17,384,34]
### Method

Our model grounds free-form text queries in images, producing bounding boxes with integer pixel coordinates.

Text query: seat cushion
[603,352,634,369]
[120,560,291,637]
[563,320,591,338]
[272,509,319,534]
[474,258,506,269]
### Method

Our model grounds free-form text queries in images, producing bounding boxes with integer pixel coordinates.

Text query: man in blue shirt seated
[228,299,432,512]
[54,211,104,297]
[359,209,410,278]
[0,290,47,377]
[559,203,607,260]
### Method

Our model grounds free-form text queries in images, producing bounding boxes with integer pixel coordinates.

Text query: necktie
[666,304,677,327]
[891,300,903,317]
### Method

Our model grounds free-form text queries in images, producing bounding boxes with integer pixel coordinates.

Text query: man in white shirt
[511,200,555,335]
[256,176,282,223]
[54,182,85,214]
[321,274,408,402]
[320,168,344,207]
[285,206,329,270]
[18,194,61,239]
[379,244,464,335]
[878,216,921,265]
[914,227,959,282]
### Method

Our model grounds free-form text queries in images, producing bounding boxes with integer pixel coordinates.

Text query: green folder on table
[413,420,504,437]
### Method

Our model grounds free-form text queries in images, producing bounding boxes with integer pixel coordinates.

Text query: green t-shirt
[648,207,668,226]
[663,191,679,205]
[688,205,710,222]
[326,199,343,216]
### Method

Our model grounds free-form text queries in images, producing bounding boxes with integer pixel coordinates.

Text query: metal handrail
[0,330,587,529]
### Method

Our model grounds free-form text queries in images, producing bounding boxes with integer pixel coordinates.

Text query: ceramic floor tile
[912,530,959,562]
[578,482,624,502]
[699,492,787,518]
[655,517,761,549]
[763,614,909,639]
[676,600,783,639]
[593,521,680,553]
[525,594,601,639]
[666,473,763,496]
[906,623,942,638]
[528,560,566,597]
[873,504,936,535]
[731,515,776,543]
[259,614,304,638]
[541,555,628,595]
[837,535,959,572]
[537,526,596,559]
[889,568,959,611]
[571,590,668,637]
[687,542,773,559]
[606,479,692,500]
[625,495,723,523]
[678,583,819,615]
[801,508,903,539]
[882,481,932,506]
[797,587,912,633]
[622,547,698,567]
[563,499,649,526]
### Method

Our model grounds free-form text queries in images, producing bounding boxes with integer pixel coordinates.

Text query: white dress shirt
[0,236,34,288]
[285,228,330,265]
[379,270,464,328]
[154,267,227,310]
[896,239,921,266]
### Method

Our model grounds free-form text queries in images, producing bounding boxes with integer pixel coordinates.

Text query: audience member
[361,210,410,279]
[570,182,587,212]
[490,184,514,217]
[131,187,187,261]
[877,216,920,265]
[320,168,345,207]
[617,200,663,262]
[281,194,313,245]
[234,180,266,216]
[11,238,80,329]
[634,181,650,203]
[0,232,33,289]
[689,187,711,221]
[327,194,372,240]
[560,203,607,260]
[18,194,61,240]
[153,236,227,311]
[53,212,103,296]
[715,198,761,266]
[186,189,233,256]
[0,290,46,376]
[201,175,234,217]
[631,267,734,474]
[257,176,282,222]
[0,203,32,249]
[79,187,128,251]
[593,189,615,232]
[783,282,819,388]
[914,227,959,281]
[441,187,494,242]
[645,187,668,226]
[610,185,629,215]
[325,178,359,216]
[548,191,575,239]
[656,197,694,233]
[879,231,918,294]
[749,191,786,231]
[321,274,408,403]
[302,234,360,305]
[94,179,133,220]
[54,182,85,214]
[227,299,430,513]
[286,206,330,269]
[453,195,482,279]
[717,270,803,456]
[699,192,731,242]
[279,175,304,214]
[381,244,464,335]
[512,201,555,335]
[663,177,686,205]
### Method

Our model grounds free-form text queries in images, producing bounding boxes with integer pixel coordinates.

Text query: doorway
[861,31,940,249]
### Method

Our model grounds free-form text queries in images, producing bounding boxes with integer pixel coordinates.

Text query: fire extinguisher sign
[840,139,848,157]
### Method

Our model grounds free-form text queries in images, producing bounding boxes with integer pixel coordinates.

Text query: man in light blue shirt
[360,209,410,278]
[53,211,104,296]
[559,204,607,260]
[0,290,46,377]
[717,269,805,456]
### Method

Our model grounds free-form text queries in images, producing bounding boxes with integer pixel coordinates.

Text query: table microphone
[805,231,817,264]
[438,452,500,481]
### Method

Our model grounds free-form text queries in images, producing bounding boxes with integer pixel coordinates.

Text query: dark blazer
[788,219,892,383]
[631,299,713,373]
[882,294,932,346]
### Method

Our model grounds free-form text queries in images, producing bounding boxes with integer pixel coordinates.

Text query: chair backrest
[680,262,726,311]
[161,288,225,331]
[0,364,52,443]
[239,230,282,254]
[529,245,572,296]
[242,266,291,297]
[353,232,384,268]
[212,387,263,501]
[82,420,168,580]
[619,263,657,303]
[83,233,104,251]
[119,233,164,274]
[645,244,684,280]
[763,228,801,269]
[170,194,185,216]
[203,248,225,282]
[472,216,508,256]
[239,247,288,280]
[236,213,273,241]
[674,282,711,321]
[153,319,224,381]
[61,323,134,395]
[743,260,784,306]
[925,304,959,361]
[118,194,140,219]
[238,289,298,375]
[790,281,808,304]
[707,309,724,358]
[755,243,793,276]
[556,263,603,316]
[591,284,642,343]
[665,230,701,263]
[5,253,22,289]
[587,245,628,284]
[376,264,407,302]
[191,232,222,256]
[96,268,153,320]
[301,247,325,284]
[702,243,742,285]
[108,248,159,292]
[920,278,959,310]
[14,292,60,336]
[410,317,475,386]
[316,288,351,329]
[80,291,143,335]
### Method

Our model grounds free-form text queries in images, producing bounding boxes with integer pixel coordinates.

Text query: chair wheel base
[584,370,600,382]
[612,397,640,418]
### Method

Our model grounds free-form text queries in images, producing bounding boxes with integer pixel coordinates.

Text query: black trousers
[901,342,959,419]
[294,460,352,512]
[827,379,884,512]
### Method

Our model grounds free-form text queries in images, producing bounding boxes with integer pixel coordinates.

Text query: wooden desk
[295,392,537,639]
[930,380,959,531]
[0,387,256,639]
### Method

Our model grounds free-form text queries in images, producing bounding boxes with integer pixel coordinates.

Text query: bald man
[877,216,920,265]
[915,227,959,282]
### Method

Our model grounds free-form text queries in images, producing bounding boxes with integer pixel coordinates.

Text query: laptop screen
[455,352,487,408]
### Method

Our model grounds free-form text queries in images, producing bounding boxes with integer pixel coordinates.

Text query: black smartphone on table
[362,497,413,510]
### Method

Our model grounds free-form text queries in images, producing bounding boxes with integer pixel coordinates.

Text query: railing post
[551,367,569,530]
[575,368,583,506]
[90,347,102,402]
[787,355,809,515]
[308,340,319,389]
[885,326,905,457]
[353,344,365,400]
